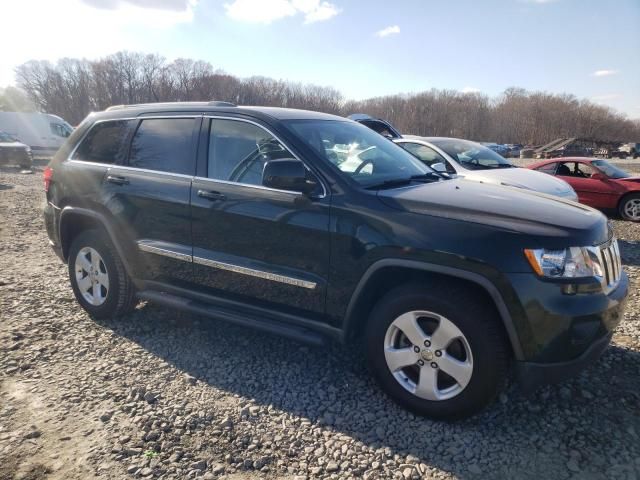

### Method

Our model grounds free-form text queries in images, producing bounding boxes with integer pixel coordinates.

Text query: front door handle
[197,190,226,201]
[106,175,129,185]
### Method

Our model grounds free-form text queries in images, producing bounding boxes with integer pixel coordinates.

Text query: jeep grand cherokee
[43,102,628,419]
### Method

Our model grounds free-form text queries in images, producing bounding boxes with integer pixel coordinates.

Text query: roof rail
[207,101,236,107]
[106,101,237,112]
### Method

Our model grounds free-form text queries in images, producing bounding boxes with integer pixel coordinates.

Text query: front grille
[598,239,622,291]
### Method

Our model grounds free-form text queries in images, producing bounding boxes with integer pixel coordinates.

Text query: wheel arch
[341,259,524,360]
[59,206,138,278]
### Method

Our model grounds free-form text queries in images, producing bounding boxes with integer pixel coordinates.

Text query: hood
[460,167,575,197]
[377,178,607,240]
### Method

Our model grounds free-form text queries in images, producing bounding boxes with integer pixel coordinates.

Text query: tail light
[43,166,53,192]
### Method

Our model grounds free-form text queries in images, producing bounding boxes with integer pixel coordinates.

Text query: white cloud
[0,0,197,86]
[224,0,340,24]
[591,69,619,77]
[298,1,341,23]
[461,86,480,94]
[376,25,400,38]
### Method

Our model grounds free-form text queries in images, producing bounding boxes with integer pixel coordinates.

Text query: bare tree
[13,51,640,142]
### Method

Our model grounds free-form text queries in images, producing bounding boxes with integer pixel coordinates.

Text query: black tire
[365,282,509,420]
[68,229,136,319]
[618,193,640,222]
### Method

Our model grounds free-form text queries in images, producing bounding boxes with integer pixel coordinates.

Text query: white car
[395,136,578,201]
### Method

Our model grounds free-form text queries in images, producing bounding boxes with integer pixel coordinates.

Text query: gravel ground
[1,163,639,480]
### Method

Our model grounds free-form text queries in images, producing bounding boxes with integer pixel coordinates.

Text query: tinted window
[430,138,514,170]
[208,119,292,185]
[128,118,195,174]
[400,142,455,173]
[72,120,132,164]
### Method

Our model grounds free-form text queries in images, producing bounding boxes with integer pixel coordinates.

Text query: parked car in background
[0,112,73,158]
[394,136,578,201]
[347,113,402,139]
[617,143,639,159]
[481,142,510,157]
[0,130,32,169]
[529,157,640,221]
[504,144,523,158]
[44,102,627,420]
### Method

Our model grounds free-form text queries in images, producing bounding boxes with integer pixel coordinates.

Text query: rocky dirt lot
[1,165,639,480]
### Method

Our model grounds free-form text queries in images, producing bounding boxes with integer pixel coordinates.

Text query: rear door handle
[106,175,129,185]
[197,190,226,201]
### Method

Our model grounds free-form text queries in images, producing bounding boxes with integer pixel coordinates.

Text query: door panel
[99,116,199,284]
[103,167,194,283]
[191,178,330,316]
[190,117,330,317]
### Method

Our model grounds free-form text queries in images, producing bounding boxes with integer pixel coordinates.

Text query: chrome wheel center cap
[421,350,434,361]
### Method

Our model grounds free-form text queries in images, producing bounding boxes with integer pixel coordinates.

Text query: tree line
[7,51,639,145]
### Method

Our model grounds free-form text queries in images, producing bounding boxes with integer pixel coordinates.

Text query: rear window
[72,120,133,164]
[128,118,195,175]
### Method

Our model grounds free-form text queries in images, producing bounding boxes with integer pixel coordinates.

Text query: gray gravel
[1,164,639,480]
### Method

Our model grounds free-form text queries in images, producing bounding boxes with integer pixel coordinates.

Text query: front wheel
[619,194,640,222]
[68,229,137,319]
[366,283,509,420]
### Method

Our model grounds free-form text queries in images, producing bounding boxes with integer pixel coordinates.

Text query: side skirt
[135,281,342,347]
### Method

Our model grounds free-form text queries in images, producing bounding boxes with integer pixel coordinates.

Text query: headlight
[524,247,602,278]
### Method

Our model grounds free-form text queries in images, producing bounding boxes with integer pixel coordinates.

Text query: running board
[137,290,327,347]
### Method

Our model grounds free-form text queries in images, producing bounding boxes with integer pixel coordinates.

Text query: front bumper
[505,270,628,388]
[515,332,613,391]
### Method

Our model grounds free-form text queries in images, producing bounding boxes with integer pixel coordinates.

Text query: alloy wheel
[383,310,473,401]
[623,198,640,221]
[75,247,110,306]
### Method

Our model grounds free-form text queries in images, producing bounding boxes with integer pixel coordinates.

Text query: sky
[1,0,638,118]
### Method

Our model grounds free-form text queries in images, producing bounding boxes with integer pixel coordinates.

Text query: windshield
[592,159,630,179]
[285,120,432,187]
[0,131,16,142]
[430,138,513,170]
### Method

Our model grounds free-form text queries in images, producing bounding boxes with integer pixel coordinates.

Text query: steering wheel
[355,159,374,174]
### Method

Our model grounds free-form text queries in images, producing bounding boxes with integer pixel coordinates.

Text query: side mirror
[431,162,447,173]
[591,172,607,181]
[262,159,317,194]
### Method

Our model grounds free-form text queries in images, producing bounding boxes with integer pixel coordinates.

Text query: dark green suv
[43,102,628,419]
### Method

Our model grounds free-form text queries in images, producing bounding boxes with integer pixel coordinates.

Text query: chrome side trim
[138,243,192,262]
[192,175,303,196]
[193,256,317,290]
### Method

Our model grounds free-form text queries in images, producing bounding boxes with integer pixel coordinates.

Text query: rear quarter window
[72,120,133,164]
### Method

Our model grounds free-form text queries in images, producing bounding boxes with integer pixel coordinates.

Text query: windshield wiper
[364,172,443,190]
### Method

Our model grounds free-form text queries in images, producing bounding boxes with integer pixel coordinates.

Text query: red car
[528,157,640,221]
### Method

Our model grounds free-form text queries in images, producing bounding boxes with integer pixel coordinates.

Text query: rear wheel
[68,229,136,318]
[619,194,640,222]
[366,283,509,420]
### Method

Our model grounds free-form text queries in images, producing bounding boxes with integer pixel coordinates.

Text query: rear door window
[72,120,133,164]
[128,118,196,175]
